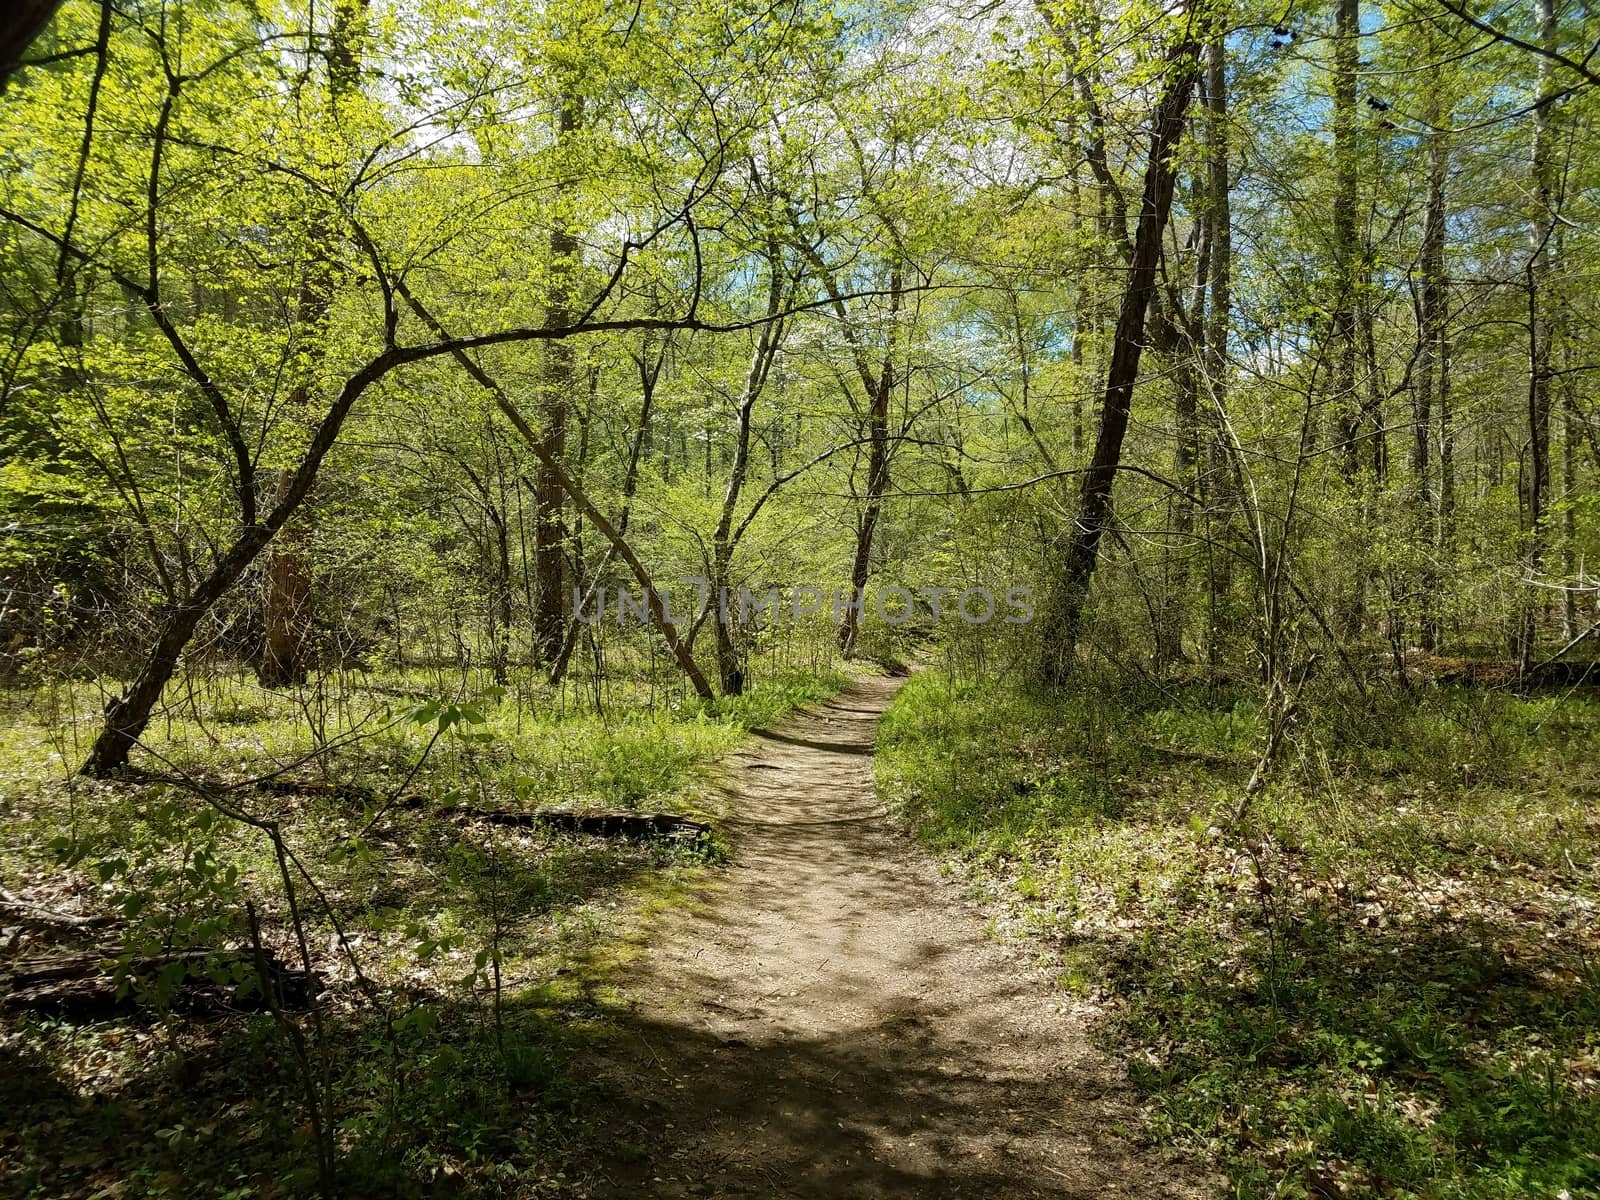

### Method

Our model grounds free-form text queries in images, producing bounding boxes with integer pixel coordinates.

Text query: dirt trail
[586,676,1209,1199]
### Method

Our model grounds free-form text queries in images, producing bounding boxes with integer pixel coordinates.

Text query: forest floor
[575,675,1212,1199]
[17,661,1594,1197]
[874,672,1600,1199]
[0,665,851,1198]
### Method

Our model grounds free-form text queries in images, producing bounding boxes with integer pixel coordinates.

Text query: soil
[583,675,1213,1198]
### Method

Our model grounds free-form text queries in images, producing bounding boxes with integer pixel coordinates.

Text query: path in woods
[584,675,1210,1199]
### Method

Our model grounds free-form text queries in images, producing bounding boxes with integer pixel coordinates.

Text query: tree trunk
[443,805,709,841]
[397,287,715,700]
[1414,109,1449,650]
[1563,395,1577,640]
[87,550,268,773]
[260,461,313,687]
[3,949,316,1016]
[839,363,890,658]
[1439,331,1455,556]
[1517,0,1558,674]
[0,0,65,91]
[1068,179,1089,460]
[838,264,897,659]
[552,339,662,686]
[259,0,368,689]
[1330,0,1361,478]
[533,91,582,666]
[1362,303,1385,482]
[1169,333,1200,669]
[1203,32,1234,683]
[81,344,406,774]
[1150,283,1201,670]
[712,246,786,693]
[784,163,906,661]
[489,507,512,685]
[1039,30,1203,683]
[1163,166,1212,671]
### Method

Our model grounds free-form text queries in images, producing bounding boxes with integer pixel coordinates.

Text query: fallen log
[1411,656,1600,688]
[444,805,711,841]
[1529,660,1600,687]
[3,948,318,1017]
[0,887,116,932]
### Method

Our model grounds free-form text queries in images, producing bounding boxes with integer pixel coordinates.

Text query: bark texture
[1039,30,1204,683]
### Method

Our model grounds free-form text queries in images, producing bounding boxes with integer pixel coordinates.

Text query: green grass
[877,671,1600,1200]
[0,660,845,1198]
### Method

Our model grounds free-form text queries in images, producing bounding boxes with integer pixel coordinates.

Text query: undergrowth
[876,671,1600,1200]
[0,662,844,1198]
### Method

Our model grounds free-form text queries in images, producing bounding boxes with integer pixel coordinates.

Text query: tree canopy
[3,0,1600,1193]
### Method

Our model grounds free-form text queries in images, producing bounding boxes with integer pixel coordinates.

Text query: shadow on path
[580,676,1210,1199]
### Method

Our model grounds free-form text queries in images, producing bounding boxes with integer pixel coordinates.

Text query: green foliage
[3,0,1600,1191]
[879,671,1600,1199]
[0,662,839,1196]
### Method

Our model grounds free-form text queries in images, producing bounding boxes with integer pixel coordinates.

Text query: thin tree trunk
[1518,0,1558,674]
[83,345,404,774]
[1163,343,1200,669]
[839,263,899,659]
[1363,304,1385,483]
[550,338,663,687]
[1162,175,1211,671]
[533,91,582,666]
[839,354,891,658]
[1039,29,1203,683]
[1203,32,1234,683]
[1439,331,1455,556]
[1414,109,1449,650]
[1330,0,1361,478]
[787,202,906,661]
[1555,208,1576,644]
[397,288,715,699]
[712,244,786,693]
[489,508,512,685]
[1150,278,1201,670]
[1563,396,1578,640]
[1068,179,1089,460]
